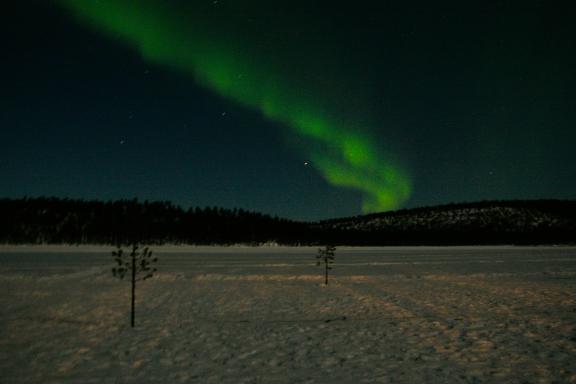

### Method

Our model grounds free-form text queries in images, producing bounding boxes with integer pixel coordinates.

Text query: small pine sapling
[316,245,336,285]
[112,244,158,328]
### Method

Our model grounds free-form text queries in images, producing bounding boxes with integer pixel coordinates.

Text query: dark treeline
[0,197,311,245]
[1,197,575,245]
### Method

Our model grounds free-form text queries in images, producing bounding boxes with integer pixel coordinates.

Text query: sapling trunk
[131,250,136,328]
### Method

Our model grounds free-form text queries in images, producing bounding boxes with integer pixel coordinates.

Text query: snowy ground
[1,246,575,383]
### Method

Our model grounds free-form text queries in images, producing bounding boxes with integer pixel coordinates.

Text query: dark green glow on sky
[57,0,411,212]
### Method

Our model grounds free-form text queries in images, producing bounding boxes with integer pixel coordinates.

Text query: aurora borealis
[56,0,410,213]
[1,1,575,220]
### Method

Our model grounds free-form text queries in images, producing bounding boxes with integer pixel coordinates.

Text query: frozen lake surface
[1,246,575,383]
[2,245,576,277]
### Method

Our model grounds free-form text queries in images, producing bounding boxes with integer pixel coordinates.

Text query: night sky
[1,1,575,221]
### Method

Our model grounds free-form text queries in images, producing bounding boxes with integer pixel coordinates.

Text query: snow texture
[1,246,575,383]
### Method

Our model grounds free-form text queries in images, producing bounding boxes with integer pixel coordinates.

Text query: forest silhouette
[1,197,574,245]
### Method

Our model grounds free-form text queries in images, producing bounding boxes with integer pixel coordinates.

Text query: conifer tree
[316,245,336,285]
[112,244,157,327]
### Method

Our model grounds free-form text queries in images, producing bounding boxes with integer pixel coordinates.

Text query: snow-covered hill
[318,200,576,245]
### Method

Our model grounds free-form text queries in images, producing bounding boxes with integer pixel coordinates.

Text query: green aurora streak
[58,0,411,212]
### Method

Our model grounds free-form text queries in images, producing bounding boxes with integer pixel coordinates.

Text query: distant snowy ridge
[318,200,576,245]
